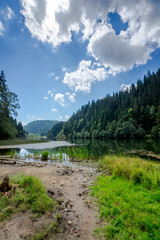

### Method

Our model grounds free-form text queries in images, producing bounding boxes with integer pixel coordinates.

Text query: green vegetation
[31,220,58,240]
[47,121,64,140]
[56,69,160,140]
[41,150,49,160]
[0,71,26,139]
[65,146,97,161]
[99,155,160,189]
[24,120,59,136]
[0,138,48,146]
[91,156,160,239]
[0,175,56,223]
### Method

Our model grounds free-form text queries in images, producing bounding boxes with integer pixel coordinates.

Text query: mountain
[58,68,160,140]
[24,120,59,136]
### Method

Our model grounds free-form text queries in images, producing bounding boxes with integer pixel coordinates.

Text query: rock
[0,175,12,193]
[68,220,72,225]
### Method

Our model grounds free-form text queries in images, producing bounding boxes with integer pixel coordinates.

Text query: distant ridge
[24,120,59,135]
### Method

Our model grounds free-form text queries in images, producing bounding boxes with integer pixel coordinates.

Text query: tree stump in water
[0,175,12,193]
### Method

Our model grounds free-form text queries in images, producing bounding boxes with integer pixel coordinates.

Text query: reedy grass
[99,154,160,189]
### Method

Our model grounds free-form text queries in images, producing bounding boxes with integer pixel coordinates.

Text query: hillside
[59,68,160,140]
[24,120,59,136]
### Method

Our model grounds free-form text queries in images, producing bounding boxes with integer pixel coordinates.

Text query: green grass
[0,174,56,223]
[31,220,58,240]
[0,138,48,146]
[91,155,160,239]
[99,155,160,189]
[91,175,160,240]
[41,150,49,160]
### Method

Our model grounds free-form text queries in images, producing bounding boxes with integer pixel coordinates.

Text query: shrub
[41,150,48,160]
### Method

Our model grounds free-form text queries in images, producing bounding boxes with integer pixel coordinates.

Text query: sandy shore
[0,141,75,150]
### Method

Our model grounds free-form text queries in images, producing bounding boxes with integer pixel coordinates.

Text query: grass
[31,220,58,240]
[99,155,160,189]
[91,155,160,239]
[0,138,48,146]
[0,174,57,223]
[41,150,49,160]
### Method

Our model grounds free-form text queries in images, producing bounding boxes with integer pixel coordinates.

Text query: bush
[41,150,48,160]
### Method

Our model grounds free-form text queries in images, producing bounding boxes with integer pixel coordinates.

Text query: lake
[0,139,160,163]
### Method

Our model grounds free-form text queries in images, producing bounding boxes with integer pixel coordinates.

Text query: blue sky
[0,0,160,125]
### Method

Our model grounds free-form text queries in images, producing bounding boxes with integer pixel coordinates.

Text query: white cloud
[88,28,150,75]
[0,6,14,20]
[58,116,63,120]
[20,0,160,77]
[0,21,4,36]
[6,6,14,20]
[48,90,52,94]
[54,93,65,106]
[63,60,107,93]
[55,76,59,80]
[65,92,76,102]
[51,108,58,112]
[37,117,44,120]
[62,67,67,72]
[65,115,70,120]
[48,72,55,77]
[44,96,48,100]
[120,84,131,92]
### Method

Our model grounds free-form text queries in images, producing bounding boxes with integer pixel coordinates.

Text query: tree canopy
[55,68,160,140]
[0,71,25,139]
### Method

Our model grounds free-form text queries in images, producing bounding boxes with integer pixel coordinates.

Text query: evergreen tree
[0,71,20,139]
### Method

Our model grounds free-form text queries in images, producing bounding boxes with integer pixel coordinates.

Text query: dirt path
[0,161,99,240]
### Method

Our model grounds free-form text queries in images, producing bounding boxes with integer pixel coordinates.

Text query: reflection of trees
[69,139,160,158]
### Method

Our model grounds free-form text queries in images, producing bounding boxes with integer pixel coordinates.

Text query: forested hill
[61,69,160,140]
[24,120,58,136]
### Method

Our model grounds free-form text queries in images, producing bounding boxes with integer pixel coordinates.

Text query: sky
[0,0,160,125]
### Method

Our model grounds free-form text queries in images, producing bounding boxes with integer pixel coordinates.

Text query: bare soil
[0,161,99,240]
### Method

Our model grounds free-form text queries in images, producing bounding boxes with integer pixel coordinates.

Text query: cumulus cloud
[65,92,76,102]
[44,96,48,100]
[55,76,59,80]
[120,84,131,92]
[51,108,57,112]
[88,28,150,75]
[20,0,160,77]
[48,90,52,94]
[54,93,65,106]
[63,60,107,93]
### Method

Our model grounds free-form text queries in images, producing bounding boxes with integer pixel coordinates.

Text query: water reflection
[0,139,160,163]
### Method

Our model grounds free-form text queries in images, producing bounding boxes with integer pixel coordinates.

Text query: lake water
[0,139,160,163]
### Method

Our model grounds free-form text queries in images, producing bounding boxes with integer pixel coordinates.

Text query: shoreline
[0,141,75,150]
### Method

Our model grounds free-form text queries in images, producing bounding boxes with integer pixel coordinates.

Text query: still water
[0,139,160,162]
